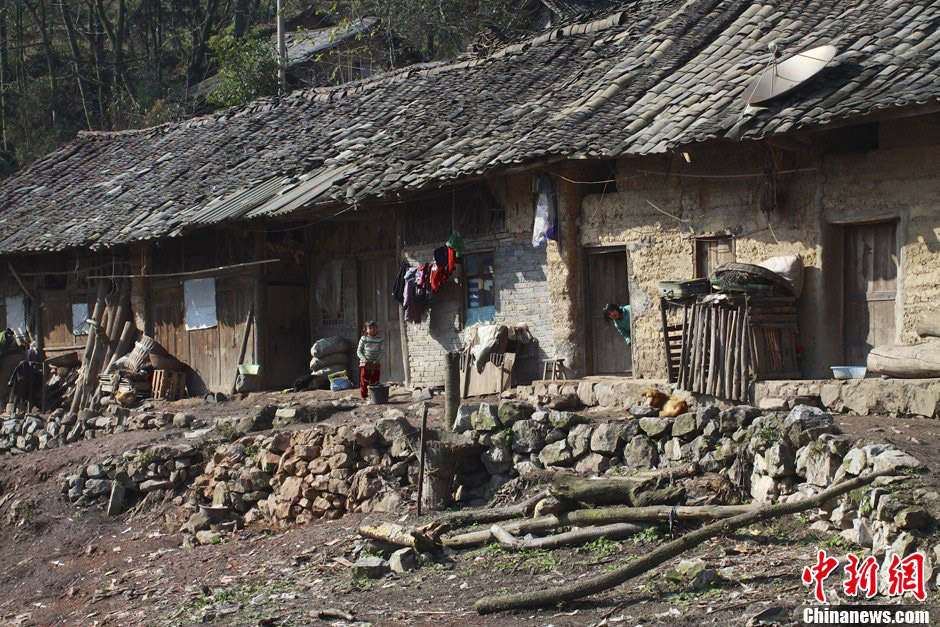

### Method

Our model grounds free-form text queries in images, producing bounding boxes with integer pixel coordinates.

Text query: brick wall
[403,235,555,387]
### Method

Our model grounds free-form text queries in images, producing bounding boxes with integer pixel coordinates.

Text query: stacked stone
[60,442,204,509]
[0,407,195,457]
[191,411,429,527]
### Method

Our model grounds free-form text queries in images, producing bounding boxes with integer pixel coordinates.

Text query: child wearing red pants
[356,321,384,399]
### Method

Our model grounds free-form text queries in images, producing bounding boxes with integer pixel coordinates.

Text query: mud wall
[578,113,940,380]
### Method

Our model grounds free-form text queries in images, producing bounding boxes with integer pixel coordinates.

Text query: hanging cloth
[532,174,559,247]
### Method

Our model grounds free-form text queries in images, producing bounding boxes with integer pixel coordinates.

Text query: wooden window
[465,252,495,326]
[695,236,735,278]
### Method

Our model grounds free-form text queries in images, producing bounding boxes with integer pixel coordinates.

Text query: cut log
[422,440,460,512]
[489,522,645,551]
[474,470,896,614]
[444,502,759,549]
[867,340,940,378]
[69,280,108,414]
[357,522,436,553]
[550,464,699,505]
[916,312,940,339]
[550,466,696,506]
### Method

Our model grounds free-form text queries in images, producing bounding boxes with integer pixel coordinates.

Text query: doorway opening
[584,248,632,375]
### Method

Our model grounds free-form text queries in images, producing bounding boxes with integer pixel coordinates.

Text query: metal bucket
[368,384,389,404]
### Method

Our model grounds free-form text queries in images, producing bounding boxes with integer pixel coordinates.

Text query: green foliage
[630,527,664,544]
[207,33,279,108]
[820,534,856,551]
[581,537,621,558]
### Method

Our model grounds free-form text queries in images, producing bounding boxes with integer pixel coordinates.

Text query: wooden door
[695,236,735,278]
[151,281,186,360]
[358,256,405,383]
[844,222,897,366]
[265,284,309,388]
[217,275,256,393]
[586,250,632,375]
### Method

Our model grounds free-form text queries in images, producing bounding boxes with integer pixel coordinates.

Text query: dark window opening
[464,252,495,327]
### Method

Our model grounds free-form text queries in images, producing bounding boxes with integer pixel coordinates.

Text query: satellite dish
[743,44,837,106]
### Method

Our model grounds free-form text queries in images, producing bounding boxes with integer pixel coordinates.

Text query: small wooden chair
[542,358,566,381]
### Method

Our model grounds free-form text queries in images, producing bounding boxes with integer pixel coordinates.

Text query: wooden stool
[542,359,566,381]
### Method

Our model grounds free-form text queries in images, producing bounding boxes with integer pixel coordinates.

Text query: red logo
[843,554,879,599]
[802,549,840,603]
[885,552,927,602]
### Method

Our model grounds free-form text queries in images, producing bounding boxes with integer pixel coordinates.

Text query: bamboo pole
[678,305,689,389]
[69,280,107,414]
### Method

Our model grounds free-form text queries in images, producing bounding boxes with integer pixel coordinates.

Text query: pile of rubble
[0,406,195,456]
[60,442,205,513]
[190,411,476,528]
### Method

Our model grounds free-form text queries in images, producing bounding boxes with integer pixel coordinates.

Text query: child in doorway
[357,320,384,399]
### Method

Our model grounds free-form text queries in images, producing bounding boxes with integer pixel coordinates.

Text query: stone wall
[577,114,940,381]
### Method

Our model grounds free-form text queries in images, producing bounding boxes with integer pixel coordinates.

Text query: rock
[695,405,719,430]
[671,413,697,440]
[538,440,574,467]
[544,428,566,444]
[106,481,126,516]
[750,473,777,503]
[701,420,720,442]
[547,393,582,411]
[829,503,856,529]
[470,403,500,431]
[83,478,111,497]
[195,530,222,545]
[567,423,594,458]
[182,510,212,534]
[139,479,172,492]
[638,417,671,438]
[757,397,787,411]
[690,435,710,462]
[805,447,841,487]
[575,453,610,475]
[173,413,194,428]
[712,438,737,465]
[482,443,513,475]
[663,438,684,462]
[274,406,306,426]
[871,449,923,474]
[665,558,724,590]
[590,422,630,455]
[577,381,596,407]
[352,556,389,579]
[841,518,873,549]
[375,415,416,445]
[718,406,760,434]
[622,435,657,469]
[412,388,433,401]
[763,443,795,478]
[452,405,478,433]
[784,405,833,430]
[497,400,534,427]
[809,520,833,533]
[511,420,549,454]
[629,405,659,418]
[547,411,583,430]
[889,532,917,559]
[895,508,932,531]
[841,448,868,475]
[389,547,417,574]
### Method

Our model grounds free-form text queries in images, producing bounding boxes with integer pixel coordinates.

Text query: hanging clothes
[392,263,408,304]
[532,174,559,247]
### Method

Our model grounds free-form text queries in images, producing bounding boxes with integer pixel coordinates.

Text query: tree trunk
[60,2,93,130]
[421,441,459,512]
[550,465,698,506]
[490,522,644,551]
[70,280,108,414]
[867,340,940,378]
[474,471,895,614]
[444,502,760,549]
[443,351,460,431]
[420,489,548,538]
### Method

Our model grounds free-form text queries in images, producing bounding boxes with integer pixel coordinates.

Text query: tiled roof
[1,0,939,254]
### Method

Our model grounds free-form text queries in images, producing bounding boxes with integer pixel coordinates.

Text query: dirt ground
[0,391,938,626]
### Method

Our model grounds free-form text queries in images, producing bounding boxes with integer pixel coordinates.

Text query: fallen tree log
[357,522,436,553]
[867,340,940,378]
[916,312,940,339]
[420,489,548,538]
[474,470,895,614]
[489,522,644,551]
[551,464,698,506]
[444,502,758,548]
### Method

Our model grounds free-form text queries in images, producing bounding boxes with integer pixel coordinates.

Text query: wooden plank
[678,305,689,389]
[707,307,718,396]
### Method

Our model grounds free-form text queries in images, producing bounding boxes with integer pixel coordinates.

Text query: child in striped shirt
[357,321,384,399]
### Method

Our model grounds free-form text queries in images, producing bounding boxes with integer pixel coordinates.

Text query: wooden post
[444,351,460,432]
[230,305,255,395]
[395,210,411,387]
[69,280,107,414]
[416,403,429,515]
[421,440,459,513]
